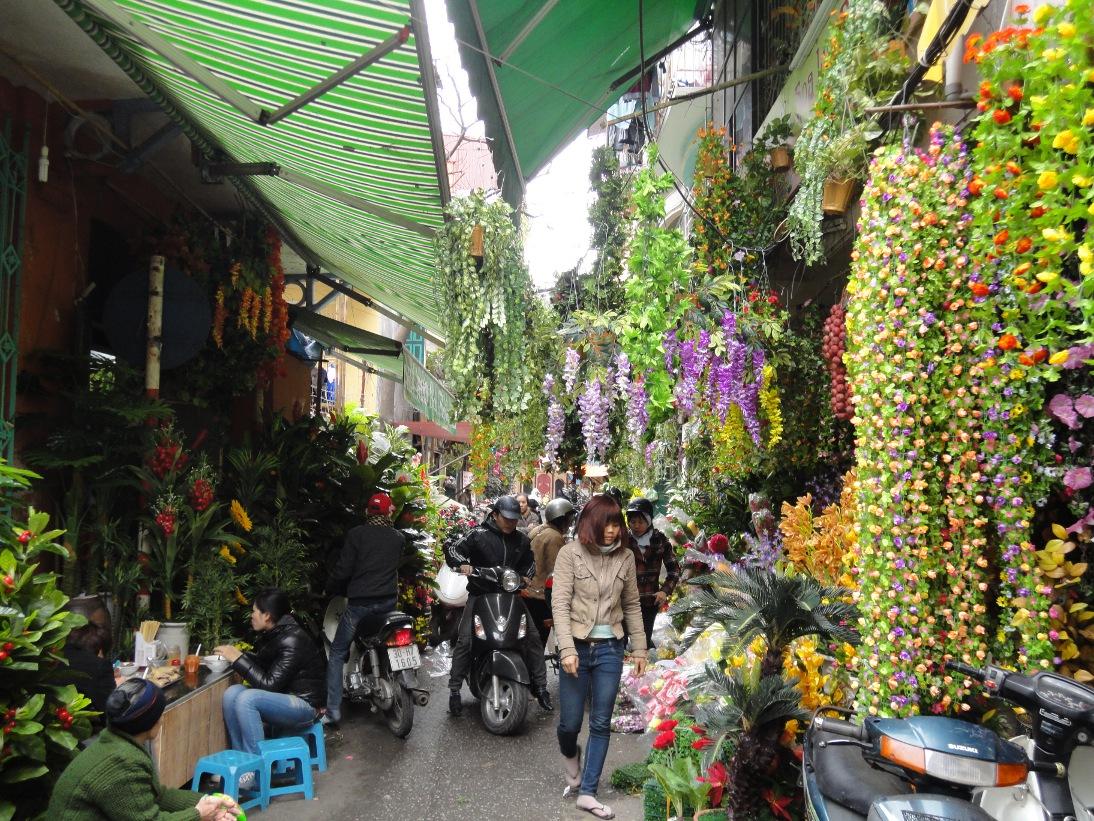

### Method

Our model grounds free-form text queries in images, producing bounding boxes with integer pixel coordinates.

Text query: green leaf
[0,764,48,783]
[45,726,78,750]
[17,694,44,721]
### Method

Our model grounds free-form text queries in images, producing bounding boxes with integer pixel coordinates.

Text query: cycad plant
[691,664,805,819]
[671,566,860,676]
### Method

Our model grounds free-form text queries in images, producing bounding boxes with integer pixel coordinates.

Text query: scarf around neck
[598,539,621,555]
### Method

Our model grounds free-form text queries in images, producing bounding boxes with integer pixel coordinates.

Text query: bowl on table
[202,655,230,674]
[117,662,139,678]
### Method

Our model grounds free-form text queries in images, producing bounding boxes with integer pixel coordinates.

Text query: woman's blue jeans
[222,684,316,754]
[557,638,624,797]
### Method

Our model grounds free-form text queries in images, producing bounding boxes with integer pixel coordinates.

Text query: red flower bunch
[652,729,677,750]
[698,761,728,807]
[964,25,1041,63]
[706,533,729,554]
[148,427,188,478]
[189,478,214,512]
[691,736,715,750]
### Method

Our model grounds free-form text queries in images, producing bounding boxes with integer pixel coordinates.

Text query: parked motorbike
[465,565,532,735]
[322,596,429,739]
[803,659,1094,821]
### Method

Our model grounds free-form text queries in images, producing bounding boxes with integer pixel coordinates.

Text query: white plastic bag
[651,611,679,651]
[435,563,469,607]
[421,641,454,678]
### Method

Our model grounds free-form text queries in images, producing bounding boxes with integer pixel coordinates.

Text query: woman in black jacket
[215,589,326,763]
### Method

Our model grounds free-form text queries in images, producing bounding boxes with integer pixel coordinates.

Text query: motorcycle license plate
[388,645,420,671]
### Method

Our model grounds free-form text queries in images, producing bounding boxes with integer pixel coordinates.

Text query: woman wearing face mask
[625,497,680,649]
[551,495,647,820]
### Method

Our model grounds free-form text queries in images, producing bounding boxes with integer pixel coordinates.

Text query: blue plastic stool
[190,750,264,811]
[257,736,313,808]
[273,722,327,773]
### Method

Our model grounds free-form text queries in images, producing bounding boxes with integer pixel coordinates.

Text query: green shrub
[0,464,95,821]
[610,761,650,793]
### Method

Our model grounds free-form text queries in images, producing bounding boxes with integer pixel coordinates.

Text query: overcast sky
[423,0,597,289]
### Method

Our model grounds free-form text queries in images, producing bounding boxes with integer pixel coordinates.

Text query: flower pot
[769,145,792,172]
[469,224,484,259]
[822,177,856,215]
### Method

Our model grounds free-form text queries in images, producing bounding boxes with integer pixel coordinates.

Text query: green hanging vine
[434,191,535,420]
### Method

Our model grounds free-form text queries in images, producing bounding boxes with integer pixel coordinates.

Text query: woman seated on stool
[215,588,326,779]
[48,678,241,820]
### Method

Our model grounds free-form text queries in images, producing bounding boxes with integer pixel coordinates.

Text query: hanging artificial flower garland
[434,191,535,420]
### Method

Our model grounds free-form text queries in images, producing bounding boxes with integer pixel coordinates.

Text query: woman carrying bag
[551,494,648,820]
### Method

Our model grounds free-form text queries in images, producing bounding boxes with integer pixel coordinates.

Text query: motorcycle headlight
[501,569,521,592]
[473,615,486,640]
[517,614,527,639]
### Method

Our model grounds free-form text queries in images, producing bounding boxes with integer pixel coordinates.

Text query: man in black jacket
[324,492,406,724]
[445,495,552,715]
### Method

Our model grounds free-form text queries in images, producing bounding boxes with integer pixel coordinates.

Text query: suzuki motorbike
[465,565,532,735]
[804,659,1094,821]
[322,596,429,739]
[955,660,1094,821]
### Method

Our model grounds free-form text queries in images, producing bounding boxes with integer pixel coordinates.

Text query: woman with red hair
[551,495,647,819]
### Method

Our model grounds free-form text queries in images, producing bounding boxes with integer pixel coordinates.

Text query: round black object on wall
[102,268,211,370]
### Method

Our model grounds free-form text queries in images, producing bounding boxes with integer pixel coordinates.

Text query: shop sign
[402,353,457,433]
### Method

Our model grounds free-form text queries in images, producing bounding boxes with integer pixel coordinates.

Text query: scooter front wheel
[384,685,414,738]
[480,677,528,736]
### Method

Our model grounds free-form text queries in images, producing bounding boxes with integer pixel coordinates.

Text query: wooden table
[150,669,235,788]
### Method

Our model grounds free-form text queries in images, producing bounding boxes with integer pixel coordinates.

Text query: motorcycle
[465,565,532,735]
[322,596,429,739]
[803,660,1094,821]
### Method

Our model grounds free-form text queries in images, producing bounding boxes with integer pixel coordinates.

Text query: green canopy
[291,308,404,382]
[448,0,706,207]
[54,0,449,338]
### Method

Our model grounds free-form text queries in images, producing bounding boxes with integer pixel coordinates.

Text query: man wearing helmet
[626,497,681,649]
[525,497,576,645]
[324,492,406,725]
[444,495,552,715]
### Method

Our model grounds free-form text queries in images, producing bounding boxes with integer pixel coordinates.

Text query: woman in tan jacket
[551,494,647,819]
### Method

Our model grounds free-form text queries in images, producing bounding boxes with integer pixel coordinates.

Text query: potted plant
[819,126,874,214]
[763,115,795,172]
[647,755,712,820]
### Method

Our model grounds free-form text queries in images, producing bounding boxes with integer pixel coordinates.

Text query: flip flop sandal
[577,799,614,819]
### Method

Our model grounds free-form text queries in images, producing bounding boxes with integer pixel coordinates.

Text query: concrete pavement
[261,657,649,821]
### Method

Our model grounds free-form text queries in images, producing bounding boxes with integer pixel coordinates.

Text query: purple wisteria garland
[578,378,612,462]
[562,347,580,394]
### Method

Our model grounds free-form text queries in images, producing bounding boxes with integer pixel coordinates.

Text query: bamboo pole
[604,65,789,127]
[864,98,975,114]
[145,255,164,398]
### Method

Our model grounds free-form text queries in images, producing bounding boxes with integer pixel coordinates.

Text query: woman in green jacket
[48,679,241,821]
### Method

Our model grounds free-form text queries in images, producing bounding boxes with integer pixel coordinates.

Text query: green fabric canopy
[291,308,404,382]
[448,0,705,207]
[54,0,449,338]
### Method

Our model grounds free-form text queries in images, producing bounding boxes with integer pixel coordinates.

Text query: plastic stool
[273,722,327,772]
[190,750,264,811]
[257,736,313,808]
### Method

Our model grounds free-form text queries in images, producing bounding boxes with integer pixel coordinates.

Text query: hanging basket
[769,145,792,172]
[822,177,856,215]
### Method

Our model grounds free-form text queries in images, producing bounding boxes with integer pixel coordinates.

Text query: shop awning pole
[260,25,412,126]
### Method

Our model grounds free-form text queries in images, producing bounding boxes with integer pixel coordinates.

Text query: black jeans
[523,596,552,647]
[449,596,548,692]
[640,602,658,649]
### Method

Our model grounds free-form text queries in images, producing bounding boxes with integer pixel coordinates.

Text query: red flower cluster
[964,25,1042,63]
[706,533,729,554]
[189,478,214,512]
[652,729,677,750]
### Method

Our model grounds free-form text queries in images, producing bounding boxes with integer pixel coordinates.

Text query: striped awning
[54,0,449,339]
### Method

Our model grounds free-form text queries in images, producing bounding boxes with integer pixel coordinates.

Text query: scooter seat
[355,611,413,643]
[811,730,910,816]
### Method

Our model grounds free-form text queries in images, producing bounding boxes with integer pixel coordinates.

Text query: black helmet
[493,495,522,520]
[543,497,575,524]
[626,497,654,519]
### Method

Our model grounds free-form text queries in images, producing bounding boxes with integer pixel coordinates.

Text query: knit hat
[105,679,166,735]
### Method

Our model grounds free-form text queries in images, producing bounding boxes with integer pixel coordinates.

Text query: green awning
[448,0,706,207]
[55,0,449,338]
[291,309,403,382]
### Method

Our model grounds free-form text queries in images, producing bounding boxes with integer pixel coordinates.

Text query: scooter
[804,660,1094,821]
[955,660,1094,821]
[465,565,532,735]
[322,596,429,739]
